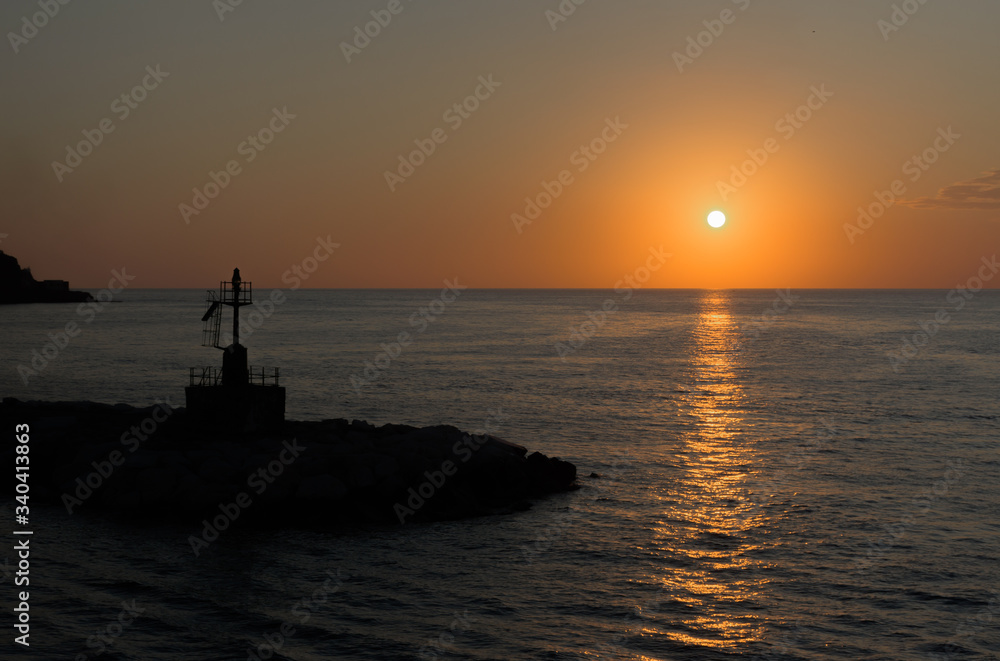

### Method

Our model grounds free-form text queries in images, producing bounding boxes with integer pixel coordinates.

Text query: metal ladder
[201,290,222,348]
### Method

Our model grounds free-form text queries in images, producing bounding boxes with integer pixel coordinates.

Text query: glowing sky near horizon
[1,0,998,289]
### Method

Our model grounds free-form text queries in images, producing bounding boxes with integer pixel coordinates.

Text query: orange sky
[2,1,997,288]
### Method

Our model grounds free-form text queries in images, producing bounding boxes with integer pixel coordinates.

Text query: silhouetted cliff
[0,251,93,304]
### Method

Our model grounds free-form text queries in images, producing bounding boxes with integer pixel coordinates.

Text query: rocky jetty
[2,399,578,526]
[0,250,93,304]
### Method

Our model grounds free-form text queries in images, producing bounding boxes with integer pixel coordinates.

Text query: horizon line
[73,286,1000,292]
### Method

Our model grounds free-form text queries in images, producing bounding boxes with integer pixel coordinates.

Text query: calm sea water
[1,289,998,660]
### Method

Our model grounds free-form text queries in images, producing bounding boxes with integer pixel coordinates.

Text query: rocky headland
[0,251,93,304]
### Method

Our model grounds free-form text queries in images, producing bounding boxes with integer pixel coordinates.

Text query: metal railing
[249,366,280,386]
[220,280,253,305]
[189,366,222,387]
[188,366,280,387]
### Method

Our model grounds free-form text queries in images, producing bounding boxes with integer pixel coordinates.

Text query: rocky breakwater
[2,399,578,526]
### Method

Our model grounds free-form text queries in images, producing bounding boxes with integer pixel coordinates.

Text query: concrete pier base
[184,384,285,432]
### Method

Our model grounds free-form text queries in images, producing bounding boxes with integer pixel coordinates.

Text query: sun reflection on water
[649,291,768,651]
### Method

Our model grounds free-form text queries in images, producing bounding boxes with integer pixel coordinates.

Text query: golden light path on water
[647,291,770,653]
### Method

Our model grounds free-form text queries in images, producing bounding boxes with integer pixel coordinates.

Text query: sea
[1,289,998,660]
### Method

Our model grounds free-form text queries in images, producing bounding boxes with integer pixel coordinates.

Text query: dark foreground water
[1,289,999,660]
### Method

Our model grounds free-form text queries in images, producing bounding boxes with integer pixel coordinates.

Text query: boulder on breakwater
[1,399,578,525]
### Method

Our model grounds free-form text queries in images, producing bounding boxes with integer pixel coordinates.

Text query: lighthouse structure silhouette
[185,268,285,431]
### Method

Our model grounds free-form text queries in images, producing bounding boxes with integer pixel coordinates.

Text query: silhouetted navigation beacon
[185,268,285,432]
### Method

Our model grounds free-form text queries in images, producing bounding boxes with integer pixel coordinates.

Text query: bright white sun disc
[707,211,726,228]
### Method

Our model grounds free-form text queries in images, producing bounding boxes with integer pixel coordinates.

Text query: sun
[707,210,726,228]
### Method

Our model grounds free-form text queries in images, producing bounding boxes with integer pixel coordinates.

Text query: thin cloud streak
[902,169,1000,210]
